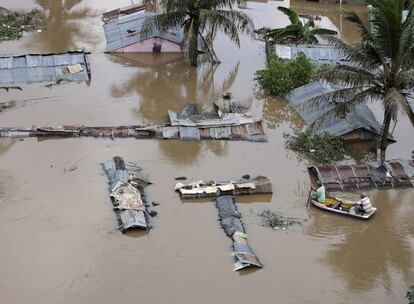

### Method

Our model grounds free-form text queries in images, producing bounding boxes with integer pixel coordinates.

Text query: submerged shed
[0,51,91,85]
[308,159,414,191]
[270,44,347,65]
[102,157,152,232]
[285,80,394,144]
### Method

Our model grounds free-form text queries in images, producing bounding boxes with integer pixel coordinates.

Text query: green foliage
[407,286,414,304]
[264,6,337,44]
[285,129,347,163]
[313,0,414,161]
[256,52,315,96]
[0,9,43,40]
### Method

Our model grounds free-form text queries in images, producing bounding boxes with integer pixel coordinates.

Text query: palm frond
[277,6,301,25]
[309,86,380,129]
[310,28,338,36]
[200,9,254,46]
[141,12,187,39]
[322,64,378,87]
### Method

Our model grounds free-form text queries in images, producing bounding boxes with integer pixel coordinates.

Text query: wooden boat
[310,197,377,220]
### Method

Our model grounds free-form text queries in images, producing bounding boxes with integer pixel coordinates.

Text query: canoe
[310,197,377,220]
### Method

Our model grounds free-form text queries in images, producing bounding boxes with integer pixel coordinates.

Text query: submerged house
[0,51,91,85]
[269,44,347,65]
[103,4,184,53]
[285,80,395,144]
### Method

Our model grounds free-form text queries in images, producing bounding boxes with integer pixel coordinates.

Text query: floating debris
[0,8,43,40]
[175,176,273,199]
[102,157,152,232]
[308,159,414,191]
[258,209,304,230]
[216,196,262,271]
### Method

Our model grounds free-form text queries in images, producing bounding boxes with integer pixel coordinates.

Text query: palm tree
[264,7,337,44]
[141,0,254,66]
[312,0,414,162]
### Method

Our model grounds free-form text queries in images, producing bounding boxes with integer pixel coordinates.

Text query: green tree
[265,7,337,44]
[142,0,254,66]
[256,52,315,96]
[313,0,414,162]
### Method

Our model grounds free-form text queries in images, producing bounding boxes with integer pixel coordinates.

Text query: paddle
[306,187,312,209]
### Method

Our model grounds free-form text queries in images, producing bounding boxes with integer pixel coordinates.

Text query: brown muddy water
[0,1,413,304]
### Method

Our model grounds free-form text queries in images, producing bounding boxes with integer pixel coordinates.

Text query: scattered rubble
[102,157,153,232]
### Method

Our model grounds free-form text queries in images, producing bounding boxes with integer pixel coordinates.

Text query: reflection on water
[260,94,304,131]
[108,53,241,122]
[158,140,228,166]
[307,190,414,293]
[25,0,98,52]
[0,139,17,156]
[290,0,367,43]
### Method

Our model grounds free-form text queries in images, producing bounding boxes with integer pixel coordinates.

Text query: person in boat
[354,193,373,215]
[311,180,326,203]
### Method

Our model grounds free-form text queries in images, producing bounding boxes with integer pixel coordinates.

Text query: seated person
[310,180,326,203]
[354,193,373,214]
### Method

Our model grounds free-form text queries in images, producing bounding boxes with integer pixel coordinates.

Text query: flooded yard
[0,1,413,304]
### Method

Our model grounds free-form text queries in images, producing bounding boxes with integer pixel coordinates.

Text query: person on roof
[311,180,326,203]
[354,193,373,215]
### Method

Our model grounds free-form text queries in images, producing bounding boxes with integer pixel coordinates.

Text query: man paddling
[311,180,326,203]
[354,193,373,215]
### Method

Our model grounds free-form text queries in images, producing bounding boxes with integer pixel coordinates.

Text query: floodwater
[0,1,413,304]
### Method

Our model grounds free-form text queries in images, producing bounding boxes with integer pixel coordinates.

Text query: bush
[0,9,43,40]
[285,129,347,163]
[256,52,315,96]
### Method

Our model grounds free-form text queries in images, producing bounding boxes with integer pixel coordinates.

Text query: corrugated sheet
[179,126,200,141]
[215,195,262,271]
[285,80,384,138]
[274,44,347,64]
[0,52,90,85]
[308,159,414,191]
[102,157,152,232]
[0,121,267,142]
[104,10,184,52]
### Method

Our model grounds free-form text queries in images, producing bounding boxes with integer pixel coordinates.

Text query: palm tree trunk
[189,19,199,67]
[379,110,392,162]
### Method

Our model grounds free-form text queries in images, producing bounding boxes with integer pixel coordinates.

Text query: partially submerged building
[285,80,394,144]
[269,44,347,65]
[0,105,268,142]
[103,4,184,53]
[308,159,414,191]
[0,51,91,85]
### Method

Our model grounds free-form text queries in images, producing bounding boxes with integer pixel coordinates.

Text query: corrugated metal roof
[103,10,184,52]
[285,80,384,138]
[0,51,90,85]
[308,159,414,191]
[408,95,414,118]
[274,44,347,64]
